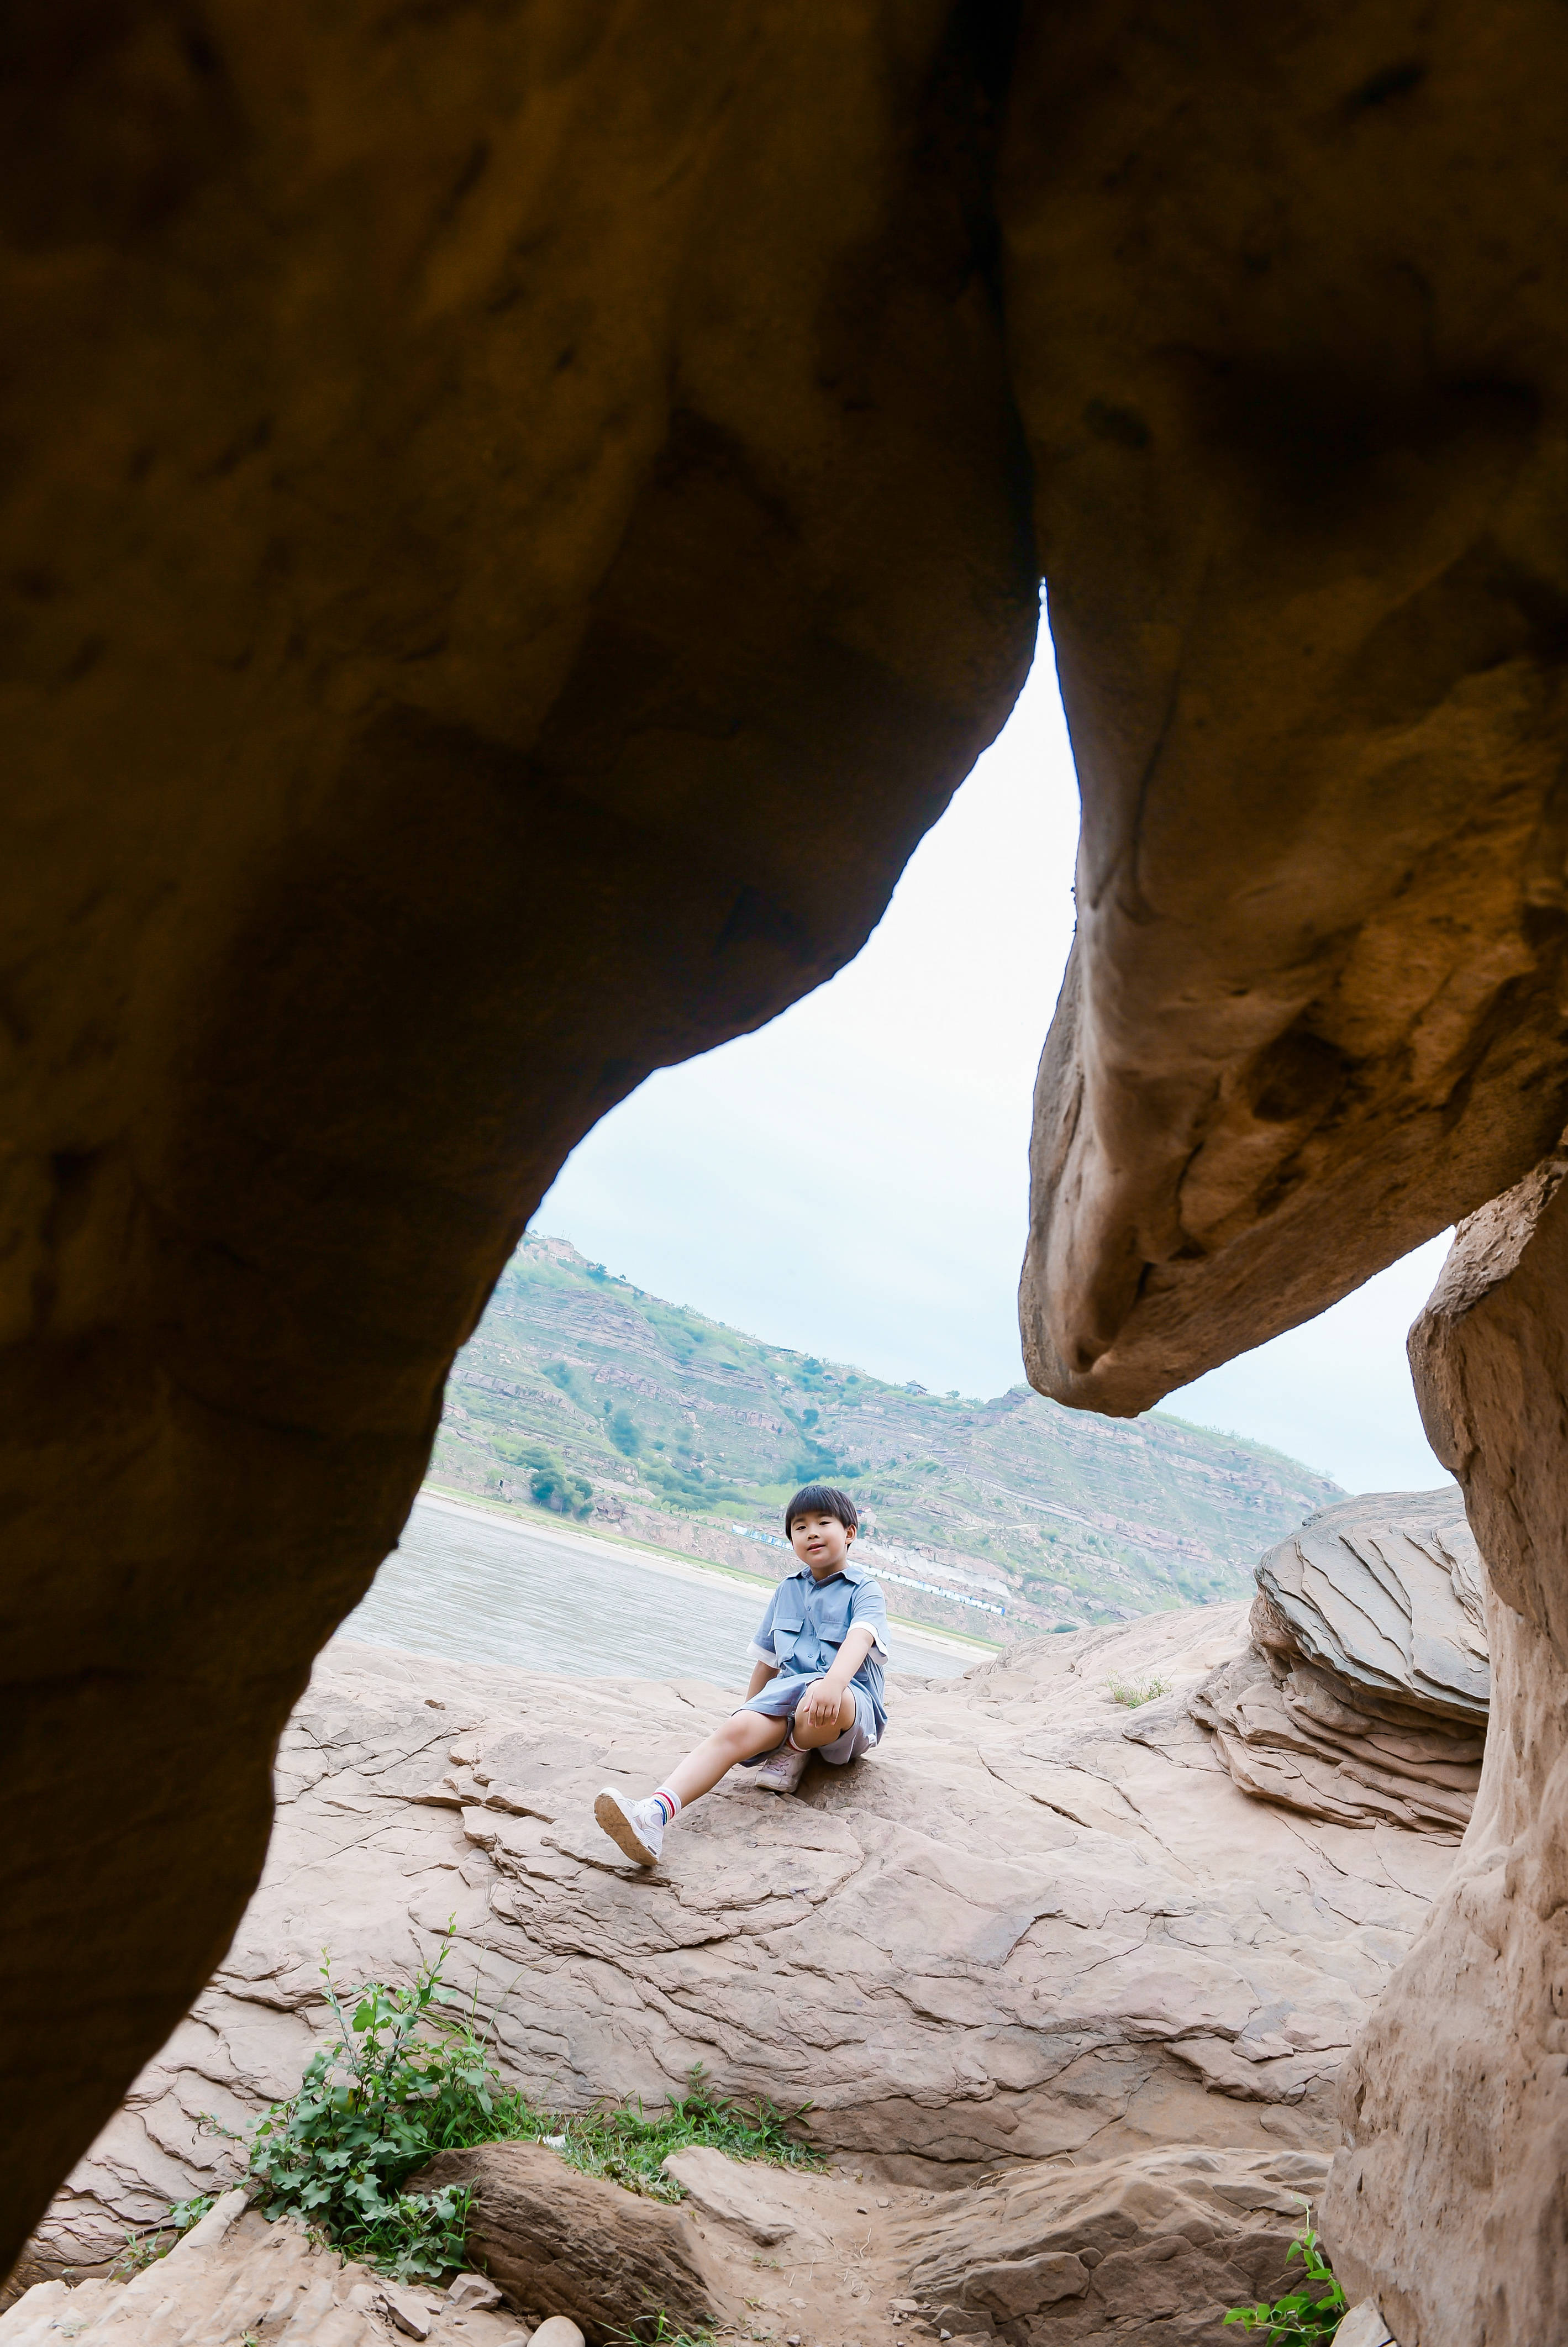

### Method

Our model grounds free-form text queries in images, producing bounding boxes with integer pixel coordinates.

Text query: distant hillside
[428,1233,1343,1644]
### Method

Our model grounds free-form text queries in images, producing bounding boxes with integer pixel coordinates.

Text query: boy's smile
[791,1508,854,1580]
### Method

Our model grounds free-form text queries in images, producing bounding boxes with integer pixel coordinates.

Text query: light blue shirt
[749,1561,891,1733]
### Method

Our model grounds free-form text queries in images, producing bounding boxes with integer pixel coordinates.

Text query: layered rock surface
[29,1612,1453,2285]
[899,2142,1332,2344]
[0,2189,530,2347]
[1193,1492,1489,1839]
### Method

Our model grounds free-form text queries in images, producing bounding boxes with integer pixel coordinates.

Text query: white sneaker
[594,1787,666,1866]
[753,1739,809,1794]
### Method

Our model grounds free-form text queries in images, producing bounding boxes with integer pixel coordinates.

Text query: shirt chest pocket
[772,1589,807,1665]
[812,1585,854,1645]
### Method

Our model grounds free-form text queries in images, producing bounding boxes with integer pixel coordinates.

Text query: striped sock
[653,1786,682,1825]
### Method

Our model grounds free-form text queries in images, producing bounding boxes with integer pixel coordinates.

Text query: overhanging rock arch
[7,6,1568,2334]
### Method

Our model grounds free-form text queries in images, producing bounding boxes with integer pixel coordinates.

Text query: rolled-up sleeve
[849,1577,891,1660]
[748,1585,781,1667]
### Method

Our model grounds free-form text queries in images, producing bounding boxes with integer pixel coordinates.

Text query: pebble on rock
[447,2275,506,2312]
[529,2317,586,2347]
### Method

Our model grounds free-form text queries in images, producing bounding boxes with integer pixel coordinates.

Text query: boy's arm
[745,1657,780,1698]
[796,1623,876,1728]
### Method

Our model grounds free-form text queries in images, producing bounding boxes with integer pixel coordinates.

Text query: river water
[341,1493,971,1687]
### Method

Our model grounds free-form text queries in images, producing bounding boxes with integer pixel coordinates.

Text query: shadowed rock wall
[1321,1149,1568,2344]
[1003,7,1568,2332]
[1,0,1035,2273]
[1015,0,1568,1414]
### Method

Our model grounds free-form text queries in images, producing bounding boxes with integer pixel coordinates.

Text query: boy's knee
[722,1709,781,1754]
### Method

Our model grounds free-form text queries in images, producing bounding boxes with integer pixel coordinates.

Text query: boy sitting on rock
[594,1483,889,1866]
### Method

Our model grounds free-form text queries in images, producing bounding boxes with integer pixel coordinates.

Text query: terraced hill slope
[429,1235,1341,1641]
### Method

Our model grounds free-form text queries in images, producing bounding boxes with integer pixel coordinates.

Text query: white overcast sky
[538,614,1451,1496]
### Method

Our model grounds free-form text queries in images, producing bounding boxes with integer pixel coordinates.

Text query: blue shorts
[735,1673,880,1767]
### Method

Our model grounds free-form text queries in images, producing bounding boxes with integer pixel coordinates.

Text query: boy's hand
[797,1675,848,1732]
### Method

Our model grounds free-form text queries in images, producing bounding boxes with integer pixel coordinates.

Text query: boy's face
[790,1509,854,1577]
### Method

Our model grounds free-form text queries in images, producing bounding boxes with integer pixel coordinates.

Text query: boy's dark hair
[784,1483,859,1537]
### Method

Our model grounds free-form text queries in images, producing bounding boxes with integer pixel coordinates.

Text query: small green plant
[1224,2222,1346,2341]
[244,1931,818,2284]
[1106,1674,1171,1708]
[247,1928,488,2280]
[111,2195,215,2277]
[612,2319,719,2347]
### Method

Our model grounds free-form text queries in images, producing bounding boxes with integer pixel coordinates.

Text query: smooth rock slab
[660,2146,798,2245]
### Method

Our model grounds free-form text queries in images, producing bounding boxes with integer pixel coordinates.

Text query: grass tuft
[486,2070,823,2203]
[1106,1674,1171,1708]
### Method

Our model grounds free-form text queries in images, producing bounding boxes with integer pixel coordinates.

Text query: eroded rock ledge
[1193,1491,1489,1840]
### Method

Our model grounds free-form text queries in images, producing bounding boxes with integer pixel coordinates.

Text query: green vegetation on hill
[429,1233,1343,1641]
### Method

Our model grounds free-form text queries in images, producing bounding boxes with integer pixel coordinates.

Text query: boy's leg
[788,1683,858,1750]
[662,1706,788,1805]
[594,1707,786,1867]
[809,1685,878,1766]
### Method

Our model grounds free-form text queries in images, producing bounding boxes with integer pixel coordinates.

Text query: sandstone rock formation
[0,2189,531,2347]
[12,0,1568,2295]
[900,2142,1332,2343]
[1254,1491,1488,1722]
[8,0,1568,2278]
[1320,1150,1568,2344]
[1192,1492,1488,1838]
[27,1612,1455,2286]
[0,0,1036,2266]
[1014,17,1568,1418]
[2,2140,1331,2347]
[407,2145,714,2343]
